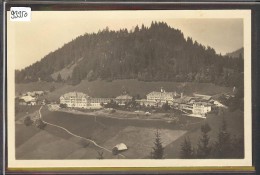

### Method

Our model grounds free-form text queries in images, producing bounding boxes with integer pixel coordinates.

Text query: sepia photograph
[7,10,252,168]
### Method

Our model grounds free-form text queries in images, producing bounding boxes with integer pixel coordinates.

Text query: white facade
[19,95,37,106]
[136,99,157,107]
[89,98,112,109]
[60,92,89,108]
[146,89,179,104]
[192,102,212,115]
[115,95,132,105]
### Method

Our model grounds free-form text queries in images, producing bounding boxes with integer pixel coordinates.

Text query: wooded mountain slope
[15,22,243,89]
[226,48,244,58]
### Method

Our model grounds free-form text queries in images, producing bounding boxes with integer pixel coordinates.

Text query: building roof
[136,99,156,102]
[113,143,128,151]
[193,93,212,101]
[115,94,132,100]
[19,95,37,102]
[147,91,179,97]
[194,102,212,106]
[174,96,194,104]
[34,91,44,94]
[60,92,89,99]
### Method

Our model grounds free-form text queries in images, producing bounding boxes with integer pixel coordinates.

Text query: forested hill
[15,22,243,88]
[226,48,244,58]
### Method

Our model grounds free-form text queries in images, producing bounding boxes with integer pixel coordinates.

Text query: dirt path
[39,106,126,158]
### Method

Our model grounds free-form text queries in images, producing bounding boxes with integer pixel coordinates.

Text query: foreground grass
[15,105,243,159]
[164,109,244,158]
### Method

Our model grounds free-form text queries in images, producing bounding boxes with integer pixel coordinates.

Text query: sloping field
[41,107,191,144]
[16,107,191,159]
[16,80,232,101]
[16,108,243,159]
[103,126,186,158]
[16,124,119,159]
[16,124,41,148]
[15,81,64,97]
[16,130,81,159]
[15,105,40,121]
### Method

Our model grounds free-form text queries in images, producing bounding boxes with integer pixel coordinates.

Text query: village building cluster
[59,92,132,109]
[16,91,46,106]
[58,88,224,117]
[16,88,227,118]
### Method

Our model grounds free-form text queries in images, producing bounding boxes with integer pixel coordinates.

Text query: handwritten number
[11,10,28,19]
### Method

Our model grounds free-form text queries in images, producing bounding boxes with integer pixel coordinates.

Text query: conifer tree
[196,123,211,158]
[151,129,164,159]
[213,117,232,158]
[97,151,104,159]
[180,137,193,158]
[24,116,33,126]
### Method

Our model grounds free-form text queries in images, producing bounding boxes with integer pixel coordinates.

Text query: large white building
[146,88,179,104]
[192,102,212,115]
[115,94,133,105]
[135,88,180,107]
[60,92,89,108]
[89,98,112,108]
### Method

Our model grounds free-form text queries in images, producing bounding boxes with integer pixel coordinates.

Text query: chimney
[161,87,163,93]
[174,91,177,96]
[181,92,183,98]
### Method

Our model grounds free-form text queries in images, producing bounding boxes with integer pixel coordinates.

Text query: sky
[7,10,244,70]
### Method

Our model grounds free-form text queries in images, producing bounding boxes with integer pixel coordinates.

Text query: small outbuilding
[112,143,128,155]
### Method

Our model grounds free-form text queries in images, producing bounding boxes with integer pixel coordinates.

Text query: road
[38,106,126,158]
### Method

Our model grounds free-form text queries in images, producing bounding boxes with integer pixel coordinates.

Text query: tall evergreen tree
[196,123,211,158]
[180,137,193,158]
[151,129,164,159]
[213,117,232,158]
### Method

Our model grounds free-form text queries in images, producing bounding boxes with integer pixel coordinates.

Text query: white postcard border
[7,10,252,168]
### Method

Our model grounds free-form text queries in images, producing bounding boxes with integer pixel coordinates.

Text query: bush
[24,116,33,126]
[112,147,119,155]
[60,103,67,108]
[35,119,47,129]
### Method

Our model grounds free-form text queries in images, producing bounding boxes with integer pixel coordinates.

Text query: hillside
[15,21,243,89]
[226,47,244,58]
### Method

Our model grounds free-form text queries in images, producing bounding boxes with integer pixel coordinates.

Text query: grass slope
[102,126,186,158]
[16,123,119,159]
[15,81,64,97]
[16,107,243,159]
[41,107,195,158]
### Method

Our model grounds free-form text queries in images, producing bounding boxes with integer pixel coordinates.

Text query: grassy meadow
[15,106,243,159]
